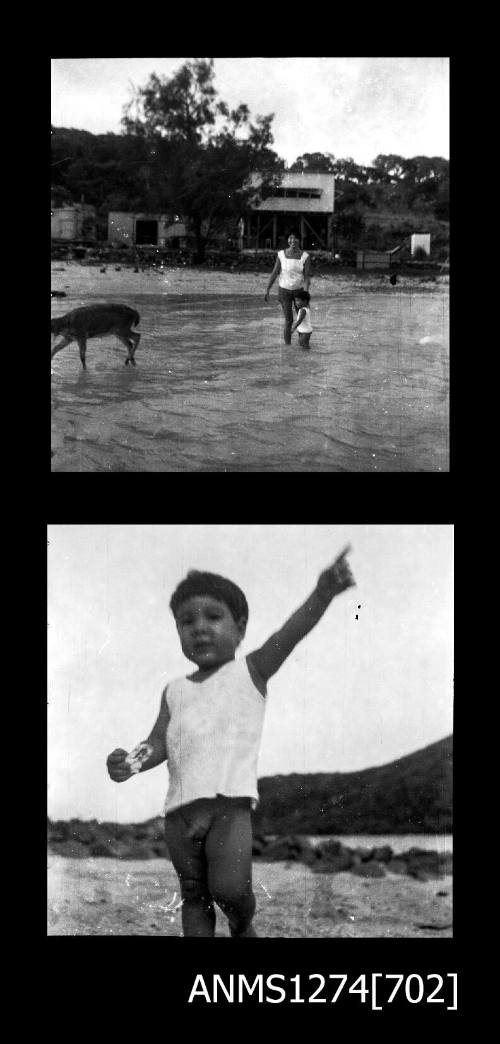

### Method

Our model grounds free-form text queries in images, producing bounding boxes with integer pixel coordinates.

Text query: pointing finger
[335,544,353,562]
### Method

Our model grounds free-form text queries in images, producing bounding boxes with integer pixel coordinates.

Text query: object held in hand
[125,742,153,774]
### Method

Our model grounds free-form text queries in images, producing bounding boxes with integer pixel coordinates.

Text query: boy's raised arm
[247,547,355,684]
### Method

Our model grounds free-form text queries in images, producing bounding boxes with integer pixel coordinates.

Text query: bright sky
[47,524,453,823]
[50,57,449,167]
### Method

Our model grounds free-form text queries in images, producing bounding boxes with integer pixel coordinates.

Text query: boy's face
[175,595,246,670]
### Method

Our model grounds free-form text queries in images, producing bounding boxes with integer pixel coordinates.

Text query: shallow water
[51,288,448,472]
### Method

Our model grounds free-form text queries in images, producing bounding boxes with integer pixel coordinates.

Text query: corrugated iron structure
[108,212,188,248]
[51,203,97,241]
[356,250,392,270]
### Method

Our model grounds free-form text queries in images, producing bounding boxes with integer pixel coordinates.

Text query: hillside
[253,736,452,836]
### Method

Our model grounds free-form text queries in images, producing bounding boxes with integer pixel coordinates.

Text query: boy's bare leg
[164,807,216,937]
[230,923,258,937]
[206,801,257,937]
[178,883,216,937]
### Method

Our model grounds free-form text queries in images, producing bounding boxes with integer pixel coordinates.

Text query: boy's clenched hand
[106,748,133,783]
[317,545,355,600]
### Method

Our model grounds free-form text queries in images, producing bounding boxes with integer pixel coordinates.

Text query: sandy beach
[51,263,449,472]
[47,855,452,938]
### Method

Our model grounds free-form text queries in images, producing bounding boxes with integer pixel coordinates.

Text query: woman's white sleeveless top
[278,250,309,290]
[163,657,266,814]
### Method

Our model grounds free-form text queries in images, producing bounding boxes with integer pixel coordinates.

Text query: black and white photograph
[51,57,449,472]
[47,523,453,943]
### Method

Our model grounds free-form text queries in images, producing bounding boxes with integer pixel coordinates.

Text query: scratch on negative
[260,883,273,900]
[165,891,184,911]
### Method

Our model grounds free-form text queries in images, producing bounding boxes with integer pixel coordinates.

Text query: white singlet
[278,250,309,291]
[162,657,266,814]
[296,306,312,333]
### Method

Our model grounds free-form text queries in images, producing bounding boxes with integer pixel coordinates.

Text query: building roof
[248,171,334,213]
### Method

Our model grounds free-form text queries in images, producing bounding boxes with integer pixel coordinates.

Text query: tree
[289,152,336,172]
[371,154,407,183]
[434,177,449,221]
[122,58,284,260]
[51,127,157,214]
[289,153,369,183]
[331,158,369,184]
[335,208,365,242]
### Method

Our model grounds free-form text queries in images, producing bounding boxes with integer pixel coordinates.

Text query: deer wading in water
[51,304,141,370]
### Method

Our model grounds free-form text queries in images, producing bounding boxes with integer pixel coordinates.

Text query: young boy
[106,547,355,938]
[290,289,312,348]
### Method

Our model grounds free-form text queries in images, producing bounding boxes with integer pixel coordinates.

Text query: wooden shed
[356,250,391,270]
[244,172,335,251]
[108,212,188,248]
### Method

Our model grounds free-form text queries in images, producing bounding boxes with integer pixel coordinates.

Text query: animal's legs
[76,336,87,370]
[51,335,73,359]
[117,333,138,366]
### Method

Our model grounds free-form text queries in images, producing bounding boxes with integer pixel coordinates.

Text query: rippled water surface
[51,286,448,472]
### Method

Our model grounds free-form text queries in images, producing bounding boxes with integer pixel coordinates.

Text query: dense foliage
[253,735,452,835]
[289,151,449,255]
[52,59,284,260]
[51,60,449,259]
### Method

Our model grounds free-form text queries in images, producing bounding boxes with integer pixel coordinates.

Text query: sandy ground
[51,263,449,473]
[47,856,452,938]
[51,262,448,299]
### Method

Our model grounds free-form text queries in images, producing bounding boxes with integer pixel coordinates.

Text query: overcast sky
[51,57,449,168]
[47,524,453,823]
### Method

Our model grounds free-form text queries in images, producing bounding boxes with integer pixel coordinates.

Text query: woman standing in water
[264,232,311,345]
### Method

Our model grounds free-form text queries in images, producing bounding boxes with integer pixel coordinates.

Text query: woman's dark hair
[296,289,310,304]
[170,570,249,625]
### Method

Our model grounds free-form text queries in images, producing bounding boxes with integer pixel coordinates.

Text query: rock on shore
[47,818,452,880]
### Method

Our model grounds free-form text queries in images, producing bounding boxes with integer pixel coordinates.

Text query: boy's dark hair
[296,290,310,304]
[170,570,249,625]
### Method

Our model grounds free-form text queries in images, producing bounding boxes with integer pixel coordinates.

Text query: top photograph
[51,57,449,473]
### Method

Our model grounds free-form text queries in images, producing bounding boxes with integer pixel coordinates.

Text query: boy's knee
[180,877,210,904]
[217,889,256,933]
[211,882,255,915]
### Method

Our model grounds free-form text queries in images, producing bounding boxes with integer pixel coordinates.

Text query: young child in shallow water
[106,547,355,938]
[291,289,313,348]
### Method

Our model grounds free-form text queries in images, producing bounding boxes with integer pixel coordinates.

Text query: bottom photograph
[47,523,453,940]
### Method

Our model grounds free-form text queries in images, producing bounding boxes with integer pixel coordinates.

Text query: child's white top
[297,306,312,333]
[278,250,309,291]
[163,657,266,814]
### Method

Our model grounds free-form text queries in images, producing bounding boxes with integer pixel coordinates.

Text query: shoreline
[51,260,449,300]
